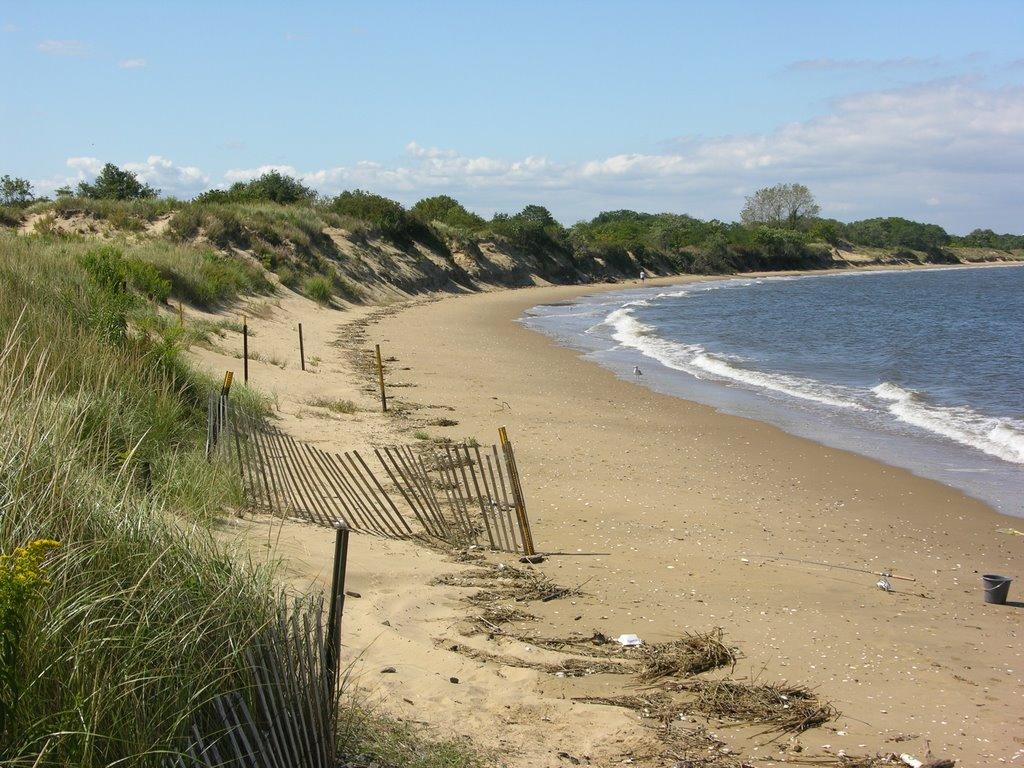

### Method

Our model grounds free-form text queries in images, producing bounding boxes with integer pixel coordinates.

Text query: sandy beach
[203,272,1023,767]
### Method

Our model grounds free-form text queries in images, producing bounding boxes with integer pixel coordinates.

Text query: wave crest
[871,384,1024,464]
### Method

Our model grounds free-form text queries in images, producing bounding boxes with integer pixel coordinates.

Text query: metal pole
[242,317,249,384]
[298,323,305,372]
[325,522,350,699]
[375,344,387,412]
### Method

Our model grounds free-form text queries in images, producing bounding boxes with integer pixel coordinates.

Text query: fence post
[298,323,306,372]
[375,344,387,413]
[325,521,350,698]
[242,317,249,384]
[499,426,536,555]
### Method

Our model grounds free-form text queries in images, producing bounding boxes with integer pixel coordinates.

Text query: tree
[516,204,558,228]
[410,195,485,230]
[54,186,73,198]
[0,175,34,206]
[77,163,158,200]
[810,219,842,246]
[195,171,317,205]
[741,183,819,229]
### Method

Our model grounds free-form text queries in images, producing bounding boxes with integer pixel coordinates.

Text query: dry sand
[196,272,1023,767]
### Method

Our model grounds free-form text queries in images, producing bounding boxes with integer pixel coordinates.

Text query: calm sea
[521,265,1024,517]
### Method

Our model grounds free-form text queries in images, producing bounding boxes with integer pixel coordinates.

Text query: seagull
[633,366,643,378]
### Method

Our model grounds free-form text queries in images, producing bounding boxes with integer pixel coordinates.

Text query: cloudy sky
[2,1,1022,232]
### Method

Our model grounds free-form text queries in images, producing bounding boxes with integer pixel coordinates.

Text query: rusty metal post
[375,344,387,412]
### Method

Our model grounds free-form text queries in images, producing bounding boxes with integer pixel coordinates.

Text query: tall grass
[0,234,279,764]
[2,233,270,310]
[0,233,482,766]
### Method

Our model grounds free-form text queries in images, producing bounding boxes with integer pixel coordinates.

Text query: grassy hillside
[4,188,1020,312]
[0,231,479,766]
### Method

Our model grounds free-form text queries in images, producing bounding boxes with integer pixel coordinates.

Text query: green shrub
[276,265,299,288]
[488,205,570,256]
[410,195,485,230]
[0,206,21,228]
[195,171,317,205]
[303,274,333,305]
[329,190,446,252]
[306,396,357,414]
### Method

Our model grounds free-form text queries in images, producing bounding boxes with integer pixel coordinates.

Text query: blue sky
[2,1,1022,232]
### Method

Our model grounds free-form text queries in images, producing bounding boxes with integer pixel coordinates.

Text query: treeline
[4,167,1023,276]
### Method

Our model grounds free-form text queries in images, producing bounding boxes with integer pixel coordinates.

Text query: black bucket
[982,574,1012,605]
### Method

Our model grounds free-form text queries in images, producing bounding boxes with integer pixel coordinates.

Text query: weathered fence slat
[209,391,536,554]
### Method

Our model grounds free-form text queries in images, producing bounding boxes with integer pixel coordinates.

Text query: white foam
[871,383,1024,464]
[605,305,864,410]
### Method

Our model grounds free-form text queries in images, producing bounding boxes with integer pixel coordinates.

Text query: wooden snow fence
[208,392,536,555]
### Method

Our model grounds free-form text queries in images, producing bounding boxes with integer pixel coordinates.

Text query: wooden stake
[326,522,350,699]
[221,370,233,397]
[242,317,249,383]
[298,323,305,371]
[499,426,535,556]
[374,344,387,412]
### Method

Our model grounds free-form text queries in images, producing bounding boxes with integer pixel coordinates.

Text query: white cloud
[32,80,1024,232]
[223,164,300,183]
[123,156,209,196]
[221,80,1023,231]
[37,39,88,57]
[66,157,103,176]
[118,58,147,69]
[2,22,20,33]
[35,156,208,199]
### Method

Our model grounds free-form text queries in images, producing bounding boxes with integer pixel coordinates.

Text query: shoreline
[197,260,1023,766]
[368,268,1023,764]
[519,262,1024,519]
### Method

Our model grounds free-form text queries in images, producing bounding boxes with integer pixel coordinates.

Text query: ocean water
[521,265,1024,517]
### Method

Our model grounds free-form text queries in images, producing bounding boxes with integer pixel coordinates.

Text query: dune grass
[1,232,270,310]
[0,232,483,766]
[0,233,278,764]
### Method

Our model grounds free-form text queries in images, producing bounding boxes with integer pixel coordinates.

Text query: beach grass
[0,231,476,766]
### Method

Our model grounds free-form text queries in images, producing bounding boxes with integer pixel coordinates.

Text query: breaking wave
[872,383,1024,465]
[606,304,864,410]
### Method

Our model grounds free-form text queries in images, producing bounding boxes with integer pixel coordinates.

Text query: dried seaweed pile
[579,678,837,735]
[635,630,737,681]
[499,628,737,680]
[665,679,839,733]
[431,562,578,604]
[444,642,631,677]
[464,604,537,636]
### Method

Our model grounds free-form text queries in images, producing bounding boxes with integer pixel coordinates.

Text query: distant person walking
[639,269,646,285]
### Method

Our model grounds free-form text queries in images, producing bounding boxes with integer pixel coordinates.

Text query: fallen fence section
[208,393,535,555]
